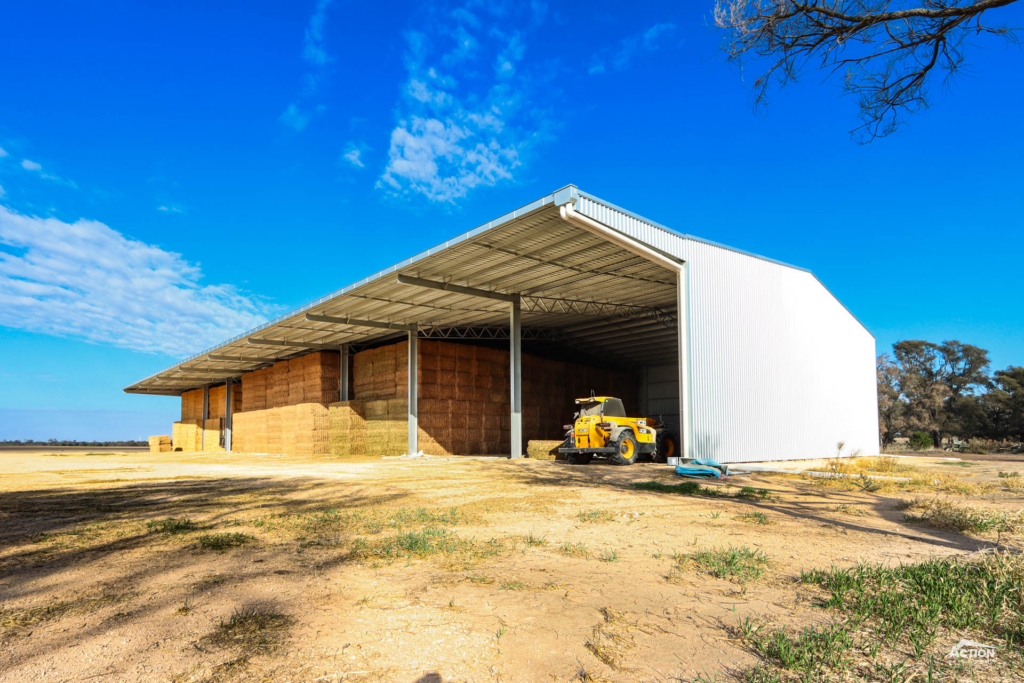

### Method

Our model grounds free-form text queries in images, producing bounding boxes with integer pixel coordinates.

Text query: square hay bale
[419,368,438,386]
[148,435,172,453]
[365,400,389,420]
[419,339,438,356]
[438,355,456,371]
[420,353,439,371]
[437,341,457,357]
[386,398,408,418]
[202,419,224,452]
[419,413,449,429]
[420,398,451,414]
[450,407,469,429]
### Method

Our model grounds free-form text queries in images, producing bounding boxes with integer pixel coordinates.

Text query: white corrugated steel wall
[578,193,879,463]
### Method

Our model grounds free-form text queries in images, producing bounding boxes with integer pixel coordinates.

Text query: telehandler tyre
[654,431,677,463]
[610,431,639,466]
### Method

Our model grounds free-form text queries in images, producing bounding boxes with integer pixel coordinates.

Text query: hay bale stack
[148,435,172,453]
[362,399,407,456]
[266,408,282,453]
[329,401,366,457]
[172,419,202,451]
[269,360,290,408]
[279,405,298,455]
[181,389,204,421]
[231,412,248,452]
[239,408,270,453]
[202,418,223,451]
[207,385,226,419]
[293,402,329,456]
[288,356,307,405]
[304,351,341,404]
[242,368,268,411]
[527,440,564,460]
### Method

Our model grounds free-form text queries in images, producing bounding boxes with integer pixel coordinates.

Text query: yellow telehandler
[558,395,676,465]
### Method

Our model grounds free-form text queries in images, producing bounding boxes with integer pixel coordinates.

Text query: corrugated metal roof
[125,185,861,395]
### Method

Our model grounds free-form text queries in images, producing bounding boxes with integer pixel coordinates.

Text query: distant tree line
[878,340,1024,448]
[0,439,148,447]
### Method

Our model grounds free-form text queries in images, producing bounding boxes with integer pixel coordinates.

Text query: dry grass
[1,592,128,631]
[899,498,1024,536]
[584,608,649,672]
[202,602,292,655]
[806,460,995,496]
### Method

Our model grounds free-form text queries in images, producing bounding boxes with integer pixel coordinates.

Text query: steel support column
[201,385,210,451]
[677,266,692,460]
[339,344,349,401]
[510,297,523,459]
[224,382,233,452]
[407,326,418,455]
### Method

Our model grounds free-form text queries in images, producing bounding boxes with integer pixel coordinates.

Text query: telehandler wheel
[565,452,594,465]
[610,431,639,466]
[654,431,676,463]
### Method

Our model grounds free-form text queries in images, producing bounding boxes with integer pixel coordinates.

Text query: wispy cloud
[157,205,184,213]
[0,147,8,158]
[0,184,5,199]
[279,102,325,132]
[379,3,552,203]
[341,141,369,168]
[588,22,676,75]
[14,156,78,188]
[281,0,336,132]
[303,0,335,65]
[0,205,277,356]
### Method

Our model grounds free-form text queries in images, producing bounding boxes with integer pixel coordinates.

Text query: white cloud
[342,141,369,168]
[0,205,277,356]
[303,0,335,65]
[379,4,549,203]
[0,146,8,158]
[0,184,5,199]
[281,0,335,131]
[280,102,325,131]
[157,205,183,213]
[21,159,42,171]
[589,22,676,75]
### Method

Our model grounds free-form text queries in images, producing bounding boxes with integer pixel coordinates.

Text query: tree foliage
[714,0,1021,140]
[878,339,1022,446]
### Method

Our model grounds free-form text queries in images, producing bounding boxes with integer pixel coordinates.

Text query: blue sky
[1,0,1022,440]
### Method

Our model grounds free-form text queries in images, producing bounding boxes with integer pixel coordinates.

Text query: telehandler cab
[558,395,676,465]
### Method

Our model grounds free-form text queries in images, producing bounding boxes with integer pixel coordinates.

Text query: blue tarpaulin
[675,458,728,479]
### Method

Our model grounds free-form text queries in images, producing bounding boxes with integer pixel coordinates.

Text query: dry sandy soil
[0,449,1022,683]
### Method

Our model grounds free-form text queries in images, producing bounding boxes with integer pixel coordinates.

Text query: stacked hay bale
[231,412,248,453]
[280,404,298,455]
[208,385,223,417]
[527,440,563,460]
[173,389,204,452]
[269,360,290,408]
[171,421,201,451]
[304,352,341,404]
[202,418,224,452]
[242,368,268,411]
[148,435,172,452]
[328,401,366,457]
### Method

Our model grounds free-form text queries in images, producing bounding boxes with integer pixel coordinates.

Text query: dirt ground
[0,449,1021,683]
